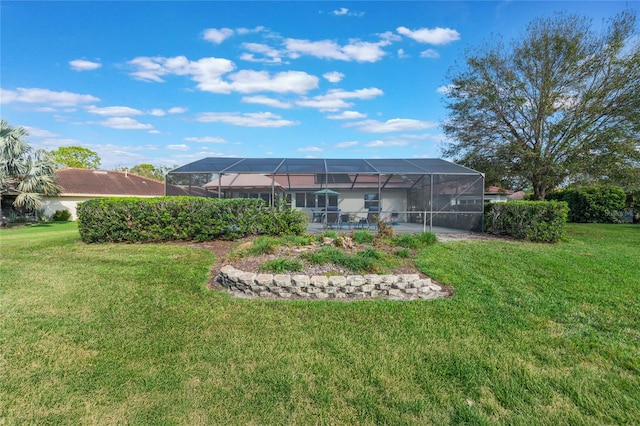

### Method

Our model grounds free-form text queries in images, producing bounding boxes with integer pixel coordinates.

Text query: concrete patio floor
[306,221,477,235]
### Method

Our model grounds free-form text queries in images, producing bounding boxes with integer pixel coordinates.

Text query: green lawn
[1,222,638,424]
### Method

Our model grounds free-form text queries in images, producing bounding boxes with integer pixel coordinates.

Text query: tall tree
[128,163,171,181]
[51,146,101,169]
[443,11,640,199]
[0,119,61,210]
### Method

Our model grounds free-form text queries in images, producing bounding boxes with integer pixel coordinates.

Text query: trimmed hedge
[546,186,626,223]
[77,197,308,243]
[51,209,71,221]
[484,201,568,243]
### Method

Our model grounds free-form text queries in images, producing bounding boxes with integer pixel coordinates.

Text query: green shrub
[258,258,304,273]
[277,234,318,246]
[547,186,626,223]
[301,246,399,274]
[241,236,278,256]
[52,209,71,221]
[322,230,338,239]
[484,201,568,243]
[393,232,437,249]
[352,230,374,244]
[256,199,309,236]
[76,196,308,243]
[394,248,411,258]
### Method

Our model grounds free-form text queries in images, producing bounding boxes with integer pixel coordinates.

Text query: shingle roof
[55,168,164,196]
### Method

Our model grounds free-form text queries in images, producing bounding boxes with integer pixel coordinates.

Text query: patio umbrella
[313,188,340,195]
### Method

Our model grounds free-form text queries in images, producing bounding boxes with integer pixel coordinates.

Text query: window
[306,193,316,208]
[364,193,379,209]
[295,193,306,207]
[295,192,337,208]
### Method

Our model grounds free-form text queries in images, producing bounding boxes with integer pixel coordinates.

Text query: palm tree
[0,119,61,212]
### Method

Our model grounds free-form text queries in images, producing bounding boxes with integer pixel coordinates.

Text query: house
[166,157,486,232]
[484,185,513,203]
[42,168,165,220]
[484,186,527,203]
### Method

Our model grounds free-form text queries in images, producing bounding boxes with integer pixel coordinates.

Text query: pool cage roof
[169,157,481,176]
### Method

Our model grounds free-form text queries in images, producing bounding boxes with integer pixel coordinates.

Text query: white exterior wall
[334,189,406,213]
[42,196,92,220]
[485,194,509,203]
[42,195,160,220]
[289,189,408,221]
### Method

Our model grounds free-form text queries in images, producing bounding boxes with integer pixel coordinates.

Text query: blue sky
[1,1,636,169]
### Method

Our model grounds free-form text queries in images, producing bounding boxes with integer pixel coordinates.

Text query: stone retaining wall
[216,265,450,300]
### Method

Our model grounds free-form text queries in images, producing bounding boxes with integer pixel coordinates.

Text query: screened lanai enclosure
[166,158,484,233]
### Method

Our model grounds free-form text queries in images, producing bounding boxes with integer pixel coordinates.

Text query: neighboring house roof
[484,186,527,200]
[54,168,164,197]
[485,185,513,195]
[508,191,526,200]
[204,173,284,190]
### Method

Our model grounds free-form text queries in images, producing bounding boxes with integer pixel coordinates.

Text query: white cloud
[436,84,454,95]
[241,43,284,64]
[331,7,364,17]
[397,26,460,45]
[342,40,389,62]
[203,28,234,44]
[296,98,353,111]
[298,146,323,152]
[326,110,367,120]
[128,56,318,95]
[365,139,410,147]
[149,109,166,116]
[96,117,153,130]
[22,126,58,138]
[228,70,318,94]
[285,38,348,60]
[323,71,344,83]
[196,111,298,128]
[128,56,235,90]
[240,53,283,64]
[167,144,190,151]
[379,31,402,43]
[148,107,186,116]
[236,26,265,35]
[345,118,438,133]
[128,56,192,82]
[189,58,236,93]
[34,107,58,113]
[335,141,358,148]
[168,107,187,114]
[397,48,409,59]
[420,49,440,59]
[184,136,227,143]
[86,105,144,116]
[363,133,446,150]
[242,95,292,109]
[69,59,102,71]
[324,87,384,100]
[284,38,387,62]
[1,87,99,106]
[296,87,383,111]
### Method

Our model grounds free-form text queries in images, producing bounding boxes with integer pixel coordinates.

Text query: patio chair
[366,206,380,229]
[325,207,341,228]
[340,213,352,229]
[390,211,399,225]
